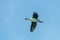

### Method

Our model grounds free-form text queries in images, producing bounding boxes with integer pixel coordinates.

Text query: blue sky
[0,0,60,40]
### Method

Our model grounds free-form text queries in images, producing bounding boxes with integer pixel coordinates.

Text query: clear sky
[0,0,60,40]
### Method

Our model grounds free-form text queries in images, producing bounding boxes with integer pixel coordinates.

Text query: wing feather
[30,22,37,32]
[33,12,38,19]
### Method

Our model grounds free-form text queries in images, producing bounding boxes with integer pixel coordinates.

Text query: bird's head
[25,18,28,20]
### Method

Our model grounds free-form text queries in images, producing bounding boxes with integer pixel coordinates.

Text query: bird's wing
[30,22,37,32]
[33,12,38,19]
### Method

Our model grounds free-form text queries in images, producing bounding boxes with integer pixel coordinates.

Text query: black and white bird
[25,12,43,32]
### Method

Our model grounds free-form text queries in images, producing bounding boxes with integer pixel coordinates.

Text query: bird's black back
[33,12,38,19]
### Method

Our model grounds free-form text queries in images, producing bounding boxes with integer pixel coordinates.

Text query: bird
[25,12,43,32]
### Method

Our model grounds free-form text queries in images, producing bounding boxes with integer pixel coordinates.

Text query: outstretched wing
[30,22,37,32]
[30,12,38,32]
[33,12,38,19]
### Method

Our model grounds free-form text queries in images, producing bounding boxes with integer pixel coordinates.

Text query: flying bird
[25,12,43,32]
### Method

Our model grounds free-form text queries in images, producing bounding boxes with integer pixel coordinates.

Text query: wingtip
[30,30,33,32]
[30,28,35,32]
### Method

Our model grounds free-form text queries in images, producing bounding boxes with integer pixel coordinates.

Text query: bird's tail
[38,20,43,23]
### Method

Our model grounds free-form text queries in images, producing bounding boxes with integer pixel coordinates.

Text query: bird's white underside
[29,18,38,22]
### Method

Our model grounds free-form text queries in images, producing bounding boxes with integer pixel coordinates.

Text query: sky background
[0,0,60,40]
